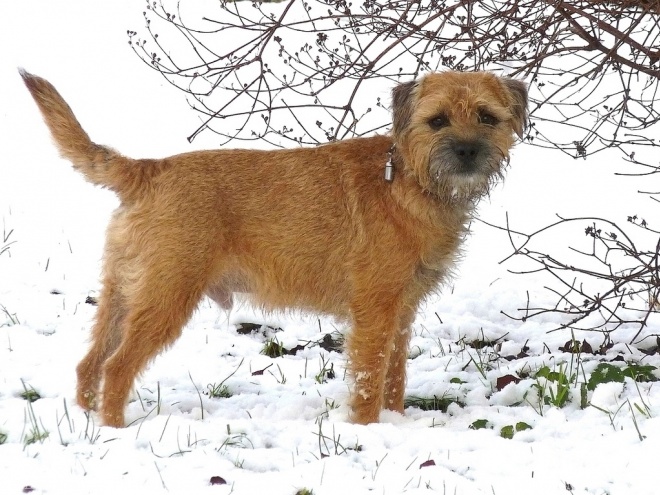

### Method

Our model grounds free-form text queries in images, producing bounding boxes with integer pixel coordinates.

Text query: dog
[20,69,527,427]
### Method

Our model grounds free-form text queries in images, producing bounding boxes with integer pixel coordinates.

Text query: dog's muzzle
[430,138,493,179]
[450,140,485,175]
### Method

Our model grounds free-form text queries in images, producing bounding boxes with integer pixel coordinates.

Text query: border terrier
[21,69,527,427]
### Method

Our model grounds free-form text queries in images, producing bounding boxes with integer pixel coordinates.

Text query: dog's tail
[20,69,158,203]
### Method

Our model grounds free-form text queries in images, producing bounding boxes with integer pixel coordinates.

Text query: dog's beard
[427,142,507,202]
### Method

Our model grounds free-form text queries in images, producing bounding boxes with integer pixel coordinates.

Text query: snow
[1,1,659,494]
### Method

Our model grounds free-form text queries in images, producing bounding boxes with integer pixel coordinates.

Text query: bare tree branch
[129,0,660,341]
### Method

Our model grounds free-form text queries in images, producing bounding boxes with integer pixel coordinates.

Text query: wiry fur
[20,68,527,427]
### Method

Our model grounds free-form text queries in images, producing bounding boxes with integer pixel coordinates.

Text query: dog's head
[391,71,527,201]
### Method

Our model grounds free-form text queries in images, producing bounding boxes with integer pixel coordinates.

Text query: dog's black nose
[452,141,481,162]
[452,141,483,172]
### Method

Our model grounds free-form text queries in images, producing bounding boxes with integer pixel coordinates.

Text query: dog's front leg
[382,309,416,414]
[347,292,403,424]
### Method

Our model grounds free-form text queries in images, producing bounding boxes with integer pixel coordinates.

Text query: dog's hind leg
[76,278,125,412]
[76,231,128,412]
[97,251,210,427]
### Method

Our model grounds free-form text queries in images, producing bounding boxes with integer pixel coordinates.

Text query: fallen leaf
[209,476,227,485]
[496,374,520,391]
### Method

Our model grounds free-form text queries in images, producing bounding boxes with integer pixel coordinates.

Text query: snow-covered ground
[1,2,659,494]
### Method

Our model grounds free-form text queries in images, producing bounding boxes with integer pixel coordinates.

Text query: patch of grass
[314,415,362,458]
[295,489,314,495]
[535,364,573,408]
[260,336,306,357]
[317,397,340,421]
[0,430,7,445]
[261,337,286,358]
[218,424,254,450]
[404,394,465,412]
[83,411,101,444]
[315,354,335,384]
[207,383,232,399]
[207,358,244,399]
[456,331,504,380]
[1,304,20,326]
[55,398,75,446]
[526,359,656,416]
[268,364,288,384]
[525,362,576,414]
[591,399,646,440]
[0,219,15,257]
[325,397,338,412]
[20,381,41,403]
[23,399,49,446]
[408,344,424,360]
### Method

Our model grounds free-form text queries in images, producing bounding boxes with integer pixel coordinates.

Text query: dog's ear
[391,80,419,139]
[502,78,528,139]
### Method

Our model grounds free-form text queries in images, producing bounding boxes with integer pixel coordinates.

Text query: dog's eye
[478,111,499,126]
[428,114,449,130]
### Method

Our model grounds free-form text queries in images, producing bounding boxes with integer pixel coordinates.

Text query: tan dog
[21,69,527,427]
